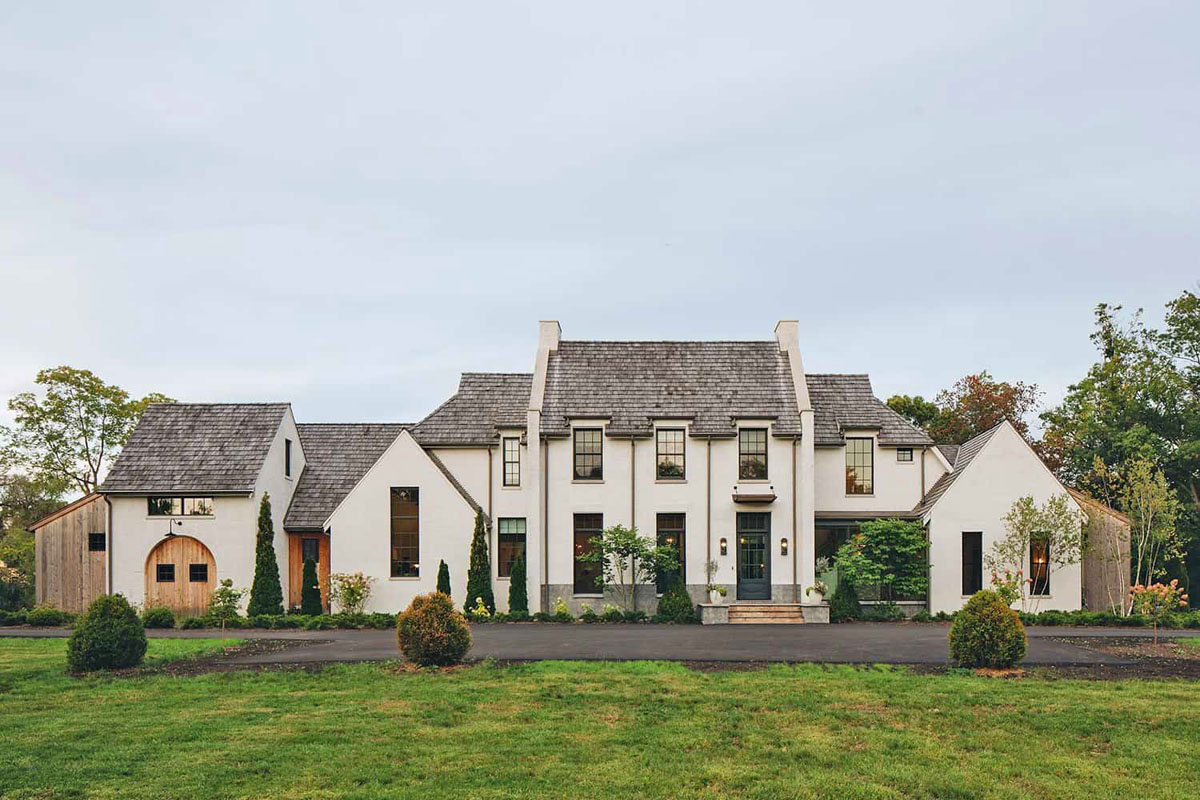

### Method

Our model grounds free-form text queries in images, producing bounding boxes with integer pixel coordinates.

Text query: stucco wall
[256,408,305,605]
[815,436,947,514]
[926,423,1083,614]
[327,431,477,613]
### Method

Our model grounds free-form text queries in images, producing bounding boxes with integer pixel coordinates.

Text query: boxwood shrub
[67,594,147,672]
[141,606,176,629]
[396,592,471,667]
[27,606,75,627]
[949,590,1027,669]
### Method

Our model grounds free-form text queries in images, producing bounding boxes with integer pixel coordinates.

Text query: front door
[736,512,771,600]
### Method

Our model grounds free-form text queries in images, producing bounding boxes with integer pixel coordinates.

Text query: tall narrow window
[573,428,603,480]
[285,438,293,477]
[1030,536,1050,596]
[502,437,521,487]
[845,438,874,495]
[738,429,768,479]
[390,487,419,578]
[497,518,527,578]
[962,532,983,595]
[656,513,686,593]
[573,513,603,594]
[656,429,686,479]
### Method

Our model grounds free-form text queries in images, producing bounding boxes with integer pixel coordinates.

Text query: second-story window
[845,437,874,495]
[738,429,768,480]
[285,438,293,477]
[656,429,685,479]
[502,437,521,487]
[573,428,603,480]
[148,497,214,516]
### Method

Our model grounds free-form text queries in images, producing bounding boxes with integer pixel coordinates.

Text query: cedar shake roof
[806,374,935,447]
[541,341,802,437]
[912,423,1003,516]
[101,403,289,494]
[283,423,410,531]
[410,373,532,447]
[936,443,961,466]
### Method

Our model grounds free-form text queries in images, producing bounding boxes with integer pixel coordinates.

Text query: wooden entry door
[288,533,330,612]
[736,513,771,600]
[144,536,216,617]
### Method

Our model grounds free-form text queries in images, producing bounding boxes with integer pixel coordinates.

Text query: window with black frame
[961,532,983,595]
[845,438,874,495]
[656,513,686,593]
[390,487,419,577]
[497,518,527,578]
[738,429,767,479]
[1029,536,1050,596]
[502,437,521,486]
[573,428,603,480]
[656,429,685,479]
[573,513,603,594]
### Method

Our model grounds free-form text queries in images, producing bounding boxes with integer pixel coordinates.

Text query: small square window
[189,563,209,583]
[897,448,913,463]
[156,564,175,583]
[88,532,106,552]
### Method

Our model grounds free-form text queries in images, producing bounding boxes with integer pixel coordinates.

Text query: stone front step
[727,603,806,624]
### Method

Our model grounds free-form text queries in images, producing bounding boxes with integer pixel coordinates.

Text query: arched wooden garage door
[144,536,216,617]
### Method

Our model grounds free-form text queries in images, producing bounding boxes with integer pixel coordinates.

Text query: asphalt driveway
[6,623,1196,665]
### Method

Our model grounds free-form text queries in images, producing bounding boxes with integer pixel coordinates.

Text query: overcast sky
[1,2,1197,430]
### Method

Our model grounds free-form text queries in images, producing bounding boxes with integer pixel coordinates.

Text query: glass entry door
[736,512,771,600]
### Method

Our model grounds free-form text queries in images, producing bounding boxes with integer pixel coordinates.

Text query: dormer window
[738,429,768,480]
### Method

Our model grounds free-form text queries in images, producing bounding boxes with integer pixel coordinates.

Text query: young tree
[464,511,494,614]
[300,558,323,615]
[885,394,942,431]
[1121,459,1181,588]
[436,559,451,598]
[928,372,1041,444]
[247,494,284,616]
[575,524,678,612]
[985,494,1084,611]
[508,554,529,616]
[1,367,172,494]
[833,519,928,602]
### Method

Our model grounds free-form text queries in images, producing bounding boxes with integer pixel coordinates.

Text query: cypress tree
[436,559,451,598]
[300,559,323,615]
[247,493,284,616]
[464,510,495,614]
[508,554,528,616]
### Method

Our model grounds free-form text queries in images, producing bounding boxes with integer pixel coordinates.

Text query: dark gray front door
[736,512,771,600]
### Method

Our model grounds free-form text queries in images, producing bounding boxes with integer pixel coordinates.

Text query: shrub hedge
[141,606,176,629]
[26,606,75,627]
[67,595,147,673]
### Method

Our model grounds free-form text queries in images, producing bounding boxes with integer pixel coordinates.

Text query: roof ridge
[559,339,776,345]
[460,371,532,378]
[147,401,291,407]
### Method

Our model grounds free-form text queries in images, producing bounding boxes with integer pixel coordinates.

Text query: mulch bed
[109,639,332,679]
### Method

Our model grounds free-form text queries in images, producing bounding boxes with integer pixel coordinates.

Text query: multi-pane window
[301,537,320,565]
[147,497,214,516]
[503,437,521,487]
[1030,536,1050,596]
[656,513,686,593]
[656,429,686,479]
[156,564,175,583]
[897,448,913,463]
[962,532,983,595]
[845,438,874,495]
[573,513,603,594]
[189,563,209,583]
[88,532,106,552]
[738,429,768,480]
[497,518,527,578]
[573,428,603,480]
[390,487,419,578]
[285,438,293,477]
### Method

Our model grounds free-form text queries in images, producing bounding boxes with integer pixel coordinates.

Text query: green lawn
[0,640,1197,800]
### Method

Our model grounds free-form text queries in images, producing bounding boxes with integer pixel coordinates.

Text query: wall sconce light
[719,537,728,556]
[780,538,789,556]
[164,519,182,539]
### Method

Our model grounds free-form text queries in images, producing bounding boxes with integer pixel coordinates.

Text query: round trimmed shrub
[67,594,148,673]
[949,590,1027,668]
[397,592,471,667]
[141,606,176,629]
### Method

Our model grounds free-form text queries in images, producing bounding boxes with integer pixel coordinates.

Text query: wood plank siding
[287,533,330,612]
[143,536,216,617]
[32,494,107,614]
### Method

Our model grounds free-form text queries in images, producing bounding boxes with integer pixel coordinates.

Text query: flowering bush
[468,596,491,619]
[1129,580,1189,643]
[396,592,471,666]
[330,572,375,615]
[989,569,1023,607]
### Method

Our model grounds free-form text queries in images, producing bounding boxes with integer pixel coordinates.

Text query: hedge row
[911,608,1200,629]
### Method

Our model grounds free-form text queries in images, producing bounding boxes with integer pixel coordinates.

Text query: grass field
[1,640,1197,800]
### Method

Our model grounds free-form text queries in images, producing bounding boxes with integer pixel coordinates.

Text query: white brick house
[92,320,1085,620]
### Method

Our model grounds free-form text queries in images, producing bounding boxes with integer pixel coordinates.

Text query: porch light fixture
[164,519,182,539]
[780,538,789,556]
[719,537,728,556]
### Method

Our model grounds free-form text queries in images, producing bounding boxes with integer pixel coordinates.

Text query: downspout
[920,446,926,496]
[630,437,636,613]
[488,444,494,586]
[487,445,493,518]
[541,439,549,613]
[792,437,798,603]
[705,438,712,575]
[103,495,113,594]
